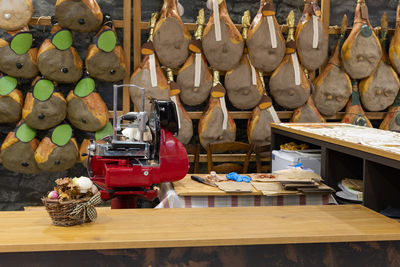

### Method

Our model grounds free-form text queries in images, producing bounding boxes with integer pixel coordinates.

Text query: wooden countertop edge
[271,124,400,162]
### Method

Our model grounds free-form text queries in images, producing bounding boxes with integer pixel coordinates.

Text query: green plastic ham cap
[97,30,117,52]
[361,24,372,38]
[16,123,36,143]
[0,76,17,96]
[51,124,73,147]
[33,79,54,101]
[10,32,33,55]
[74,77,95,97]
[95,122,113,140]
[52,29,73,50]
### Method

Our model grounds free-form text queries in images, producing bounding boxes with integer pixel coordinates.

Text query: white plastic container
[272,150,321,175]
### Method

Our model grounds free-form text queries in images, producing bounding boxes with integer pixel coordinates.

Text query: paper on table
[215,181,253,193]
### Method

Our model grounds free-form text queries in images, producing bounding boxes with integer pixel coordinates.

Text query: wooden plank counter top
[1,205,400,253]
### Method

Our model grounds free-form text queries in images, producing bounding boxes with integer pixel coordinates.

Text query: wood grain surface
[0,205,400,253]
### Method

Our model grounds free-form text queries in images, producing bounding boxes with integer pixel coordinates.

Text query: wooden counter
[1,205,400,253]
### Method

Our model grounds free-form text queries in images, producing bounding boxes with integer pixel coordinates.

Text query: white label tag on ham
[220,97,228,130]
[267,16,277,49]
[170,95,181,129]
[149,54,158,88]
[291,53,301,86]
[194,53,202,87]
[312,15,319,49]
[268,106,280,123]
[213,0,222,42]
[247,54,257,86]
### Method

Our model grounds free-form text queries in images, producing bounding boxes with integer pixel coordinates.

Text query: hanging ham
[380,93,400,131]
[295,0,328,71]
[153,0,191,69]
[246,0,285,73]
[198,70,236,149]
[130,13,169,113]
[0,0,33,31]
[360,13,400,112]
[341,81,372,127]
[290,96,326,123]
[390,0,400,74]
[0,74,23,123]
[166,68,193,145]
[269,11,310,109]
[313,15,352,116]
[225,10,264,110]
[177,9,212,106]
[341,0,381,79]
[202,0,244,71]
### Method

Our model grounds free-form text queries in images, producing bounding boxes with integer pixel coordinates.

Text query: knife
[191,175,217,187]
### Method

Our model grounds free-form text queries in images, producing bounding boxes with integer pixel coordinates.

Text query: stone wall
[0,0,397,210]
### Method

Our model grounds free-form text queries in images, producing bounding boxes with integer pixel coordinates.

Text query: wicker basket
[42,197,92,227]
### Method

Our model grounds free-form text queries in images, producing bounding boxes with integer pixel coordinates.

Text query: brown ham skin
[246,0,285,73]
[153,0,191,69]
[225,54,264,110]
[380,106,400,131]
[290,96,326,123]
[172,94,193,145]
[198,96,236,149]
[177,53,213,106]
[248,107,275,147]
[313,40,352,116]
[0,89,23,123]
[269,52,310,109]
[389,1,400,74]
[341,1,381,80]
[295,0,329,71]
[202,0,244,71]
[130,55,170,113]
[0,0,33,31]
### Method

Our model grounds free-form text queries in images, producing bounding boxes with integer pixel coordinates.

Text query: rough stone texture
[0,0,397,210]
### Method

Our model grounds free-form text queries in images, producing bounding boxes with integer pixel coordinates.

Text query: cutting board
[172,174,261,196]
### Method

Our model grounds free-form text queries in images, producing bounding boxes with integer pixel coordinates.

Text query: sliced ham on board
[0,26,39,79]
[359,13,400,112]
[225,10,264,110]
[166,68,193,145]
[295,0,328,71]
[0,0,33,31]
[248,74,280,147]
[177,9,212,106]
[0,121,40,174]
[153,0,191,69]
[380,93,400,131]
[246,0,285,73]
[341,81,372,127]
[202,0,244,71]
[313,15,352,116]
[290,96,326,123]
[0,75,23,123]
[390,0,400,74]
[198,70,236,149]
[269,11,310,110]
[55,0,103,32]
[130,13,169,113]
[341,0,382,80]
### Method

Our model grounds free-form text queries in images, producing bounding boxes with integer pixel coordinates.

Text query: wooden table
[1,205,400,265]
[271,123,400,212]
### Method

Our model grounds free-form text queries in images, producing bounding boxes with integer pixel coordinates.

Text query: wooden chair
[206,142,254,174]
[184,143,200,174]
[254,144,271,173]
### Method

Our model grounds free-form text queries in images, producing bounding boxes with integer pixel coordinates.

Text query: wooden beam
[123,0,132,114]
[29,17,125,28]
[321,0,331,40]
[133,0,142,70]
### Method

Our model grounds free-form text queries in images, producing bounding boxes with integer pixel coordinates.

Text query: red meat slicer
[87,84,188,208]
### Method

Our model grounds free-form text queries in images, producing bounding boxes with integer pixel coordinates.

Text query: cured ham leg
[202,0,244,71]
[341,0,381,79]
[166,68,193,145]
[341,80,372,127]
[130,13,169,113]
[313,15,352,116]
[153,0,191,69]
[290,96,326,123]
[390,0,400,74]
[225,11,264,110]
[177,9,212,106]
[198,70,236,149]
[380,93,400,131]
[246,0,285,73]
[360,13,400,112]
[0,0,33,31]
[0,75,23,123]
[269,11,310,109]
